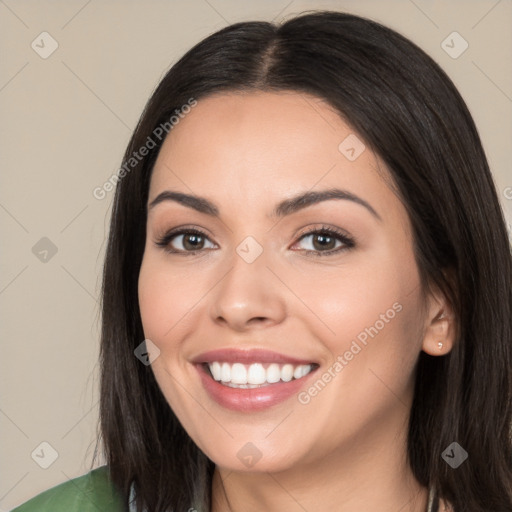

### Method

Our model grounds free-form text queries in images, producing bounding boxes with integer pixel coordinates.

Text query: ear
[421,284,456,356]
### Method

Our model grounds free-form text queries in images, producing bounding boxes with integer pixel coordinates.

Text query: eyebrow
[147,188,382,221]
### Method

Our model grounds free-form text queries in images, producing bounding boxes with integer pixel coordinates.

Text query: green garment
[10,466,125,512]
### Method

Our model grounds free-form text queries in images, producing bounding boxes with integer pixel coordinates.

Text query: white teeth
[230,363,247,384]
[281,364,294,382]
[207,361,314,386]
[247,363,266,385]
[266,363,281,384]
[210,362,221,381]
[221,362,230,382]
[224,382,265,389]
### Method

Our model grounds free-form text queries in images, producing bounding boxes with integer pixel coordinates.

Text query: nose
[209,247,287,332]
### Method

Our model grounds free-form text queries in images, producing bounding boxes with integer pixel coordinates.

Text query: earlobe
[421,300,456,356]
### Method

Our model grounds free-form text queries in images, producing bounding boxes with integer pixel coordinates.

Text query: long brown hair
[94,11,512,512]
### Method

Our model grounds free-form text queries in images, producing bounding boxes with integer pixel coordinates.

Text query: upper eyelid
[157,225,353,251]
[158,225,349,240]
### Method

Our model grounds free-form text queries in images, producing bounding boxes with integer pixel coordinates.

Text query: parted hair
[93,10,512,512]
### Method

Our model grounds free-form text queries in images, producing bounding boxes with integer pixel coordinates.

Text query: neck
[211,463,428,512]
[210,417,429,512]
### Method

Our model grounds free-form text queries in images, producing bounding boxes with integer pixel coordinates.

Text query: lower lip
[196,364,317,412]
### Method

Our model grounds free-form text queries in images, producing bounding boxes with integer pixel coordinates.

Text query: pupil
[184,234,203,250]
[313,234,334,250]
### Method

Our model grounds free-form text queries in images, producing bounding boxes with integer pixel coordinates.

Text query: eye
[154,224,355,257]
[154,227,216,254]
[291,225,355,256]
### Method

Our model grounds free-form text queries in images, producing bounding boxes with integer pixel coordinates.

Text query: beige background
[1,0,510,509]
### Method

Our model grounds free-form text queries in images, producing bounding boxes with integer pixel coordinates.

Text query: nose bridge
[209,233,286,329]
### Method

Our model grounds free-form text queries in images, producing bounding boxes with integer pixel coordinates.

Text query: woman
[12,10,512,512]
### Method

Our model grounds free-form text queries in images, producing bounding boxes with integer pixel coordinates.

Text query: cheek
[137,255,203,419]
[293,264,424,437]
[138,250,207,339]
[297,248,424,381]
[298,264,409,343]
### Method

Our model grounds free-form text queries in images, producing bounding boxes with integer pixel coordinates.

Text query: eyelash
[154,225,355,257]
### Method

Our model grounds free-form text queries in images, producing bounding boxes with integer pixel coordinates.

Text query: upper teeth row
[208,362,313,385]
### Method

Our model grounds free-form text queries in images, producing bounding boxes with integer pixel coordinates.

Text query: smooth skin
[137,91,455,512]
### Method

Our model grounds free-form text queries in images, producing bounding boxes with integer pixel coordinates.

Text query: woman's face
[138,91,431,472]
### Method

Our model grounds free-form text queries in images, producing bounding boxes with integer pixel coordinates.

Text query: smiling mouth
[203,361,320,389]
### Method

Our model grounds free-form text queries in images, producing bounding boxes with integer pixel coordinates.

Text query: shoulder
[11,465,125,512]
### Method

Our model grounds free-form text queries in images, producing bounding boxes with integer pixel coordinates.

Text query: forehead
[148,91,401,223]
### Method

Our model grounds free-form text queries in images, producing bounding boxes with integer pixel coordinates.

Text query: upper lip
[191,348,318,365]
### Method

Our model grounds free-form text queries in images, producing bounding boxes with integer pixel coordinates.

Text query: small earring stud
[437,342,444,350]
